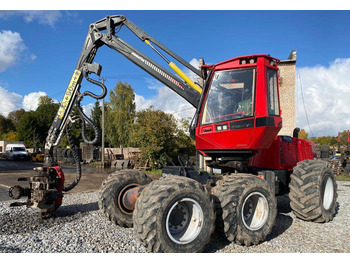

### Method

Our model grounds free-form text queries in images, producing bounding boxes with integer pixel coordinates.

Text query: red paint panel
[249,137,315,170]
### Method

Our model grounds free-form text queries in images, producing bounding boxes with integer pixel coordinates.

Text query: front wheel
[133,176,215,253]
[212,174,277,246]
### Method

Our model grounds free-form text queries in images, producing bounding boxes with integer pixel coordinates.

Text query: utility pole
[197,58,205,171]
[101,77,106,167]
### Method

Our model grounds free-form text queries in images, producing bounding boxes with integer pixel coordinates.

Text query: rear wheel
[133,176,215,253]
[289,159,337,222]
[212,174,277,246]
[98,170,151,228]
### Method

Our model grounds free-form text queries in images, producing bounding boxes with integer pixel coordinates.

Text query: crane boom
[45,15,204,159]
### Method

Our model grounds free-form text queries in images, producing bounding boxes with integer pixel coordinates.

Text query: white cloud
[0,11,62,27]
[134,58,200,120]
[0,30,27,72]
[22,91,48,111]
[135,93,153,111]
[0,86,60,117]
[187,58,201,84]
[0,30,36,73]
[296,58,350,137]
[135,87,196,121]
[82,103,95,118]
[144,78,163,90]
[0,86,23,116]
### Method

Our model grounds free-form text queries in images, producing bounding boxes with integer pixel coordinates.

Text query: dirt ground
[0,159,114,201]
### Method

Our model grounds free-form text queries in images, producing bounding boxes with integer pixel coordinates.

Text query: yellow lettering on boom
[57,70,82,119]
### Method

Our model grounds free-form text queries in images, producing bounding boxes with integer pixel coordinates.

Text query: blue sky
[0,9,350,137]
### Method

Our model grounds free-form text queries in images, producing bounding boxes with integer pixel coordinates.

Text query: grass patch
[144,169,162,180]
[336,172,350,181]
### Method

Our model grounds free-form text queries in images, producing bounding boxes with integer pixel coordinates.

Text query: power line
[297,69,315,138]
[173,106,195,114]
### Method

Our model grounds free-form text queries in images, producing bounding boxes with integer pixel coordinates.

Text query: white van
[5,144,30,161]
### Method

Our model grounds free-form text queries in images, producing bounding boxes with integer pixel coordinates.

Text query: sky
[0,5,350,137]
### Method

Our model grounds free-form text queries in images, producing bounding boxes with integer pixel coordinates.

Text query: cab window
[201,68,256,125]
[267,68,279,116]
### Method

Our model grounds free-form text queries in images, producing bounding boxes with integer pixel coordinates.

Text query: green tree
[339,130,350,147]
[0,114,15,139]
[174,117,196,156]
[105,81,135,147]
[129,107,178,168]
[309,136,337,146]
[299,129,309,140]
[16,111,40,147]
[91,101,102,129]
[35,96,60,143]
[1,131,18,141]
[38,96,55,106]
[306,130,350,149]
[1,109,26,141]
[7,109,26,127]
[16,96,59,147]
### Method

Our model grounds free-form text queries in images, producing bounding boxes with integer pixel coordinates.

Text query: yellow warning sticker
[58,70,82,119]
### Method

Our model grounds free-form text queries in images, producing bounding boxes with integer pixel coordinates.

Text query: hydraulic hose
[83,73,107,100]
[62,122,82,192]
[62,74,107,191]
[76,99,101,146]
[74,73,107,145]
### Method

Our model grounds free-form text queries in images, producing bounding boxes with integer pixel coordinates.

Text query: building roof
[280,50,297,64]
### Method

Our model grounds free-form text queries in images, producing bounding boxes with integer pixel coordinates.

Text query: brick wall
[278,51,297,136]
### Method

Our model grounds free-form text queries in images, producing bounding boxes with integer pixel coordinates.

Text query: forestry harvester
[9,15,337,252]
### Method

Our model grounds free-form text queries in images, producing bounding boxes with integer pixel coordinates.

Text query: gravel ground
[0,181,349,253]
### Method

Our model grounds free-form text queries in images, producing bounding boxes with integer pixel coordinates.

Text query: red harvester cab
[195,55,282,152]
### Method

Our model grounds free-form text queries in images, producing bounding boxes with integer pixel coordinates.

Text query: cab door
[196,67,256,150]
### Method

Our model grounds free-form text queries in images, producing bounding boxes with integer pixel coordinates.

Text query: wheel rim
[241,192,269,231]
[165,198,204,245]
[322,175,334,210]
[117,183,139,215]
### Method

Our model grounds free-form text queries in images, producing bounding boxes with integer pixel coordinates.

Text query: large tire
[212,174,277,246]
[289,159,337,222]
[133,176,215,253]
[98,170,151,228]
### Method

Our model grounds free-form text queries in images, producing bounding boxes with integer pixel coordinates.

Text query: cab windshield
[201,68,255,125]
